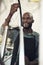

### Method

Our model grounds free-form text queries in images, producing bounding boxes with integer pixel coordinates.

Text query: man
[1,3,39,65]
[22,12,39,65]
[10,12,39,65]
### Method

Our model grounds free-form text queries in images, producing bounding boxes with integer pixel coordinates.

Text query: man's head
[22,12,34,29]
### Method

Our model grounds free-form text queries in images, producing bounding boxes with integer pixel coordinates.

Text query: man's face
[22,13,33,28]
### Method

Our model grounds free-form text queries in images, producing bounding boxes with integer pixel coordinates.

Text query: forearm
[2,3,19,27]
[2,12,13,27]
[5,12,13,25]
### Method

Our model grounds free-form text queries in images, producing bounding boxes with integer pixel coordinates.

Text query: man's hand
[30,60,38,65]
[2,3,19,27]
[10,3,19,15]
[25,56,30,65]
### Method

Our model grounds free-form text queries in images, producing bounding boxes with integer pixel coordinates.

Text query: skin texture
[22,12,34,28]
[22,12,34,33]
[2,3,19,27]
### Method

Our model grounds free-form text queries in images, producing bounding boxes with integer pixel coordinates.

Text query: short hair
[23,12,34,23]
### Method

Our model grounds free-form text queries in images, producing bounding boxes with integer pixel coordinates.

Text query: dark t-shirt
[8,28,39,65]
[24,32,39,61]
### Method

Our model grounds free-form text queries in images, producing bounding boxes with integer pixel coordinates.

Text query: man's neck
[23,28,33,33]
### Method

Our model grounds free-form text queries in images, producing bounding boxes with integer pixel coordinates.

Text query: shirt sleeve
[35,33,39,61]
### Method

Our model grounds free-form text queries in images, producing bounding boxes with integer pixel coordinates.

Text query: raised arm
[2,3,19,27]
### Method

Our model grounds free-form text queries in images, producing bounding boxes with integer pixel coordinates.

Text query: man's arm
[2,3,19,27]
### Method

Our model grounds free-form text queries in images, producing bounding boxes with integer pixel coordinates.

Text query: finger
[12,3,19,8]
[12,3,19,7]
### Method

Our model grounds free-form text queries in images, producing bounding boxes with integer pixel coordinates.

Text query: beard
[22,23,32,29]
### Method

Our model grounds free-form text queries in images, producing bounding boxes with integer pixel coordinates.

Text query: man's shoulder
[24,31,39,38]
[32,31,39,37]
[33,31,39,42]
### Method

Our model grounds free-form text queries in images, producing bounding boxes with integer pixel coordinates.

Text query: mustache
[22,23,32,28]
